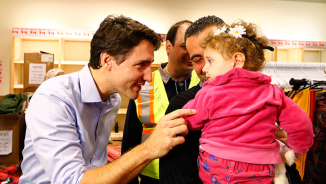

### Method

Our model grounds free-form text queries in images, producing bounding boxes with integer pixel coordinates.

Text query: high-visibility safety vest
[135,69,200,179]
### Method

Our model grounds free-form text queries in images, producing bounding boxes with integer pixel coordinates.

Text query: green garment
[0,93,27,114]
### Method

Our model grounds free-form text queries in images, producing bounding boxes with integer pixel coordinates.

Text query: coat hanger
[288,78,308,98]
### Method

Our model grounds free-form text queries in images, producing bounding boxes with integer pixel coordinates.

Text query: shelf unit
[11,36,166,92]
[264,47,326,63]
[11,36,166,133]
[11,35,326,135]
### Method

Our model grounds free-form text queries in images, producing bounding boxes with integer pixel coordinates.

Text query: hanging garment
[303,92,326,184]
[310,90,316,122]
[292,88,312,181]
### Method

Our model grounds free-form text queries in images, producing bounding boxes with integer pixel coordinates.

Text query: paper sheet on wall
[29,63,46,84]
[0,130,13,155]
[0,60,3,84]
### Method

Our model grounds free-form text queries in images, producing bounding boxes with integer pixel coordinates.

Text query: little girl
[182,20,314,184]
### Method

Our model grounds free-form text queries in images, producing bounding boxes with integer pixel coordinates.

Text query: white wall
[1,0,326,95]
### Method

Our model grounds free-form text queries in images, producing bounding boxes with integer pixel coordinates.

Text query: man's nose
[143,66,152,82]
[184,52,190,60]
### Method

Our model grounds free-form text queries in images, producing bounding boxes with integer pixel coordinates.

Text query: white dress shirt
[20,65,121,184]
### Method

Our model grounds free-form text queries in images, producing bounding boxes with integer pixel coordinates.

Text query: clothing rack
[262,62,326,89]
[286,78,326,98]
[262,62,326,183]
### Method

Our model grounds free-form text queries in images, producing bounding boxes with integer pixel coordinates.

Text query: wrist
[136,142,154,162]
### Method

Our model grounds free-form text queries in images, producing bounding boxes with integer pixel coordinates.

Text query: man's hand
[81,109,195,184]
[143,109,196,160]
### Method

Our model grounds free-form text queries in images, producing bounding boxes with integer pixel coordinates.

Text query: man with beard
[159,15,298,184]
[159,15,225,184]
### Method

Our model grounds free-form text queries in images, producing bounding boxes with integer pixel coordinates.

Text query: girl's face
[202,47,235,81]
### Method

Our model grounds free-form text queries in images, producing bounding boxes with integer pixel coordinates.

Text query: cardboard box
[0,97,26,166]
[23,51,54,92]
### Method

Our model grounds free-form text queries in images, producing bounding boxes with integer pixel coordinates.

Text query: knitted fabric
[160,84,203,184]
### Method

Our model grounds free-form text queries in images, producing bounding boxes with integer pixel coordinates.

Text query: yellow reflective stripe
[137,100,154,105]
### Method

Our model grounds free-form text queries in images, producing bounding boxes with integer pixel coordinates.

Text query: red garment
[310,90,316,122]
[183,68,314,165]
[107,144,121,162]
[198,149,274,184]
[0,165,20,184]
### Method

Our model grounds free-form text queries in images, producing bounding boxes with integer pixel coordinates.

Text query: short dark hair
[185,15,224,41]
[166,20,193,46]
[89,15,162,69]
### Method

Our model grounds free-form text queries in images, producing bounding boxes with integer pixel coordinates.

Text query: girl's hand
[276,127,287,144]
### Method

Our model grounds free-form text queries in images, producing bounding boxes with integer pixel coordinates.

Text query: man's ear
[166,40,173,55]
[233,52,245,68]
[100,52,113,70]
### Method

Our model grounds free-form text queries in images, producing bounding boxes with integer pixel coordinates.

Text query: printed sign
[41,54,54,62]
[29,63,46,84]
[0,131,13,155]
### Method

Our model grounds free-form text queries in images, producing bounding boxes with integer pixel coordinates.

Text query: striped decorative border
[12,28,167,42]
[269,39,326,49]
[12,28,325,49]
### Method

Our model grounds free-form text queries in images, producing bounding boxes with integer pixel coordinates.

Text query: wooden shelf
[14,84,23,89]
[11,35,168,133]
[110,130,123,141]
[118,108,127,115]
[14,60,24,64]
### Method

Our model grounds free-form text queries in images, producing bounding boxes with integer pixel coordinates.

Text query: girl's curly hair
[200,20,269,71]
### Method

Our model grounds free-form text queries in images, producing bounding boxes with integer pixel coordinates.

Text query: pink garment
[198,149,274,184]
[183,68,314,165]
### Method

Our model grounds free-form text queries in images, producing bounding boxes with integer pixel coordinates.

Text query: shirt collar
[199,81,204,88]
[159,62,170,84]
[79,65,104,103]
[159,62,192,84]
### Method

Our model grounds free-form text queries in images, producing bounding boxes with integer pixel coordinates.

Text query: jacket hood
[203,68,271,87]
